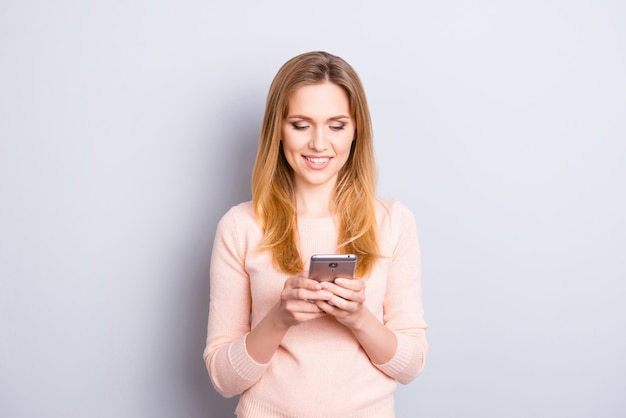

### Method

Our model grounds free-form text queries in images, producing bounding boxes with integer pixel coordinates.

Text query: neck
[294,181,336,219]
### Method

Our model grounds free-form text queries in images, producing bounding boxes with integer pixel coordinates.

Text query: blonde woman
[204,51,428,418]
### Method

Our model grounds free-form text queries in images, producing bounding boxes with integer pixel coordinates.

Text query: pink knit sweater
[204,198,428,417]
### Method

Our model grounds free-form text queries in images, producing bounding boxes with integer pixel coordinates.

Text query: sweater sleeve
[203,207,269,398]
[373,201,428,384]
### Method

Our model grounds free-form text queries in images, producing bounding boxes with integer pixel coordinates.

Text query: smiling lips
[303,155,332,169]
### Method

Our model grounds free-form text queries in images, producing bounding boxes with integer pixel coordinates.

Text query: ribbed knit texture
[204,198,428,417]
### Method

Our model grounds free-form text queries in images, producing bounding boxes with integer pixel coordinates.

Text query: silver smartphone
[308,254,357,282]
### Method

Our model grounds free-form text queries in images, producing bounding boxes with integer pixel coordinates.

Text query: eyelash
[291,123,345,131]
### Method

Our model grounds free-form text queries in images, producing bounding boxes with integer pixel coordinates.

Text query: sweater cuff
[374,332,422,384]
[228,333,270,383]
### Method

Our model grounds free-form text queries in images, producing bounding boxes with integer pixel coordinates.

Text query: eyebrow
[286,115,351,121]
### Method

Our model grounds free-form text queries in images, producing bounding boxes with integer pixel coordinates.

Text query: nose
[309,127,328,152]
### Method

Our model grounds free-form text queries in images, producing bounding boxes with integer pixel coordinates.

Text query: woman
[204,51,428,417]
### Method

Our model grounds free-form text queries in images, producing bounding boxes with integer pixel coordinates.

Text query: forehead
[286,82,350,116]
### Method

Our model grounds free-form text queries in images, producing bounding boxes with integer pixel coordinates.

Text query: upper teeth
[306,157,330,164]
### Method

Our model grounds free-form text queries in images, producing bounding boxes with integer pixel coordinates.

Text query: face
[281,82,355,192]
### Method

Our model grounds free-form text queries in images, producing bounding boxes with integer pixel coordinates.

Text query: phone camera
[329,262,338,269]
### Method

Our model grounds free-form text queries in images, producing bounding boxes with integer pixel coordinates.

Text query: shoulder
[214,201,262,253]
[218,201,255,222]
[374,197,420,256]
[374,197,417,224]
[216,201,259,235]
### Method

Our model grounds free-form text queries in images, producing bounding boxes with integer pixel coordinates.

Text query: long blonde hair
[251,51,379,277]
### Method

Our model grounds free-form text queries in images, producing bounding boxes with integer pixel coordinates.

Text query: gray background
[1,1,625,417]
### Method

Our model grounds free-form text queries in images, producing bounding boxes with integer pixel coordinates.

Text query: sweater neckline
[297,216,335,231]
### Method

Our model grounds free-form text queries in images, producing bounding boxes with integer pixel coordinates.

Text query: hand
[245,274,333,364]
[315,277,366,328]
[277,274,333,327]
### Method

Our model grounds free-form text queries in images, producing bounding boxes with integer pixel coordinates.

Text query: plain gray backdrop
[1,1,625,417]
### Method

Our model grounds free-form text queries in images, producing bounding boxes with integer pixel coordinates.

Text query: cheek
[281,126,305,151]
[338,131,356,154]
[281,137,299,157]
[280,129,293,152]
[280,138,299,169]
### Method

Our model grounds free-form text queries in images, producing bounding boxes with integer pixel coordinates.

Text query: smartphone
[308,254,357,282]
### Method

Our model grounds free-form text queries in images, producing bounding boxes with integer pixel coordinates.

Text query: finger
[287,275,323,291]
[298,288,333,302]
[282,287,333,303]
[316,299,352,315]
[334,277,364,291]
[287,299,325,313]
[282,298,321,315]
[315,300,338,314]
[324,282,365,304]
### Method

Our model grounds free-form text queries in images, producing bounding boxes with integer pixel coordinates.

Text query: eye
[291,123,309,131]
[329,124,345,131]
